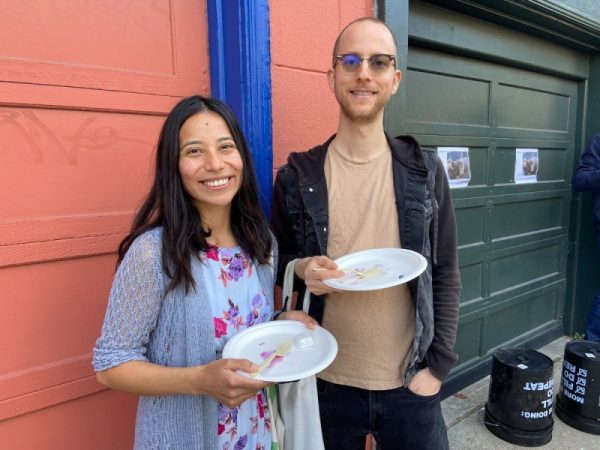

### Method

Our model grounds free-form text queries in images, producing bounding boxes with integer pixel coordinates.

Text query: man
[270,17,460,449]
[572,133,600,341]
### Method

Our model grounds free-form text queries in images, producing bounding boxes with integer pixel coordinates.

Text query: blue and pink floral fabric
[202,246,273,450]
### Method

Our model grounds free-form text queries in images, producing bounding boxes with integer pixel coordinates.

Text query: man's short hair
[331,17,399,68]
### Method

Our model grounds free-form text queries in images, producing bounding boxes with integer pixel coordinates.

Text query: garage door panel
[492,145,571,185]
[416,138,492,195]
[0,256,114,373]
[2,59,208,98]
[490,143,573,184]
[495,83,571,132]
[0,0,207,96]
[0,255,117,421]
[486,146,513,185]
[539,147,572,182]
[456,204,486,247]
[0,106,159,217]
[0,106,162,268]
[408,46,498,83]
[406,69,490,126]
[0,388,137,450]
[491,194,566,242]
[3,1,174,74]
[453,318,483,370]
[489,243,562,295]
[463,146,489,187]
[459,262,484,305]
[485,289,559,349]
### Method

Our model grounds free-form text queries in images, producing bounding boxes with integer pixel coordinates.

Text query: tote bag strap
[282,259,311,314]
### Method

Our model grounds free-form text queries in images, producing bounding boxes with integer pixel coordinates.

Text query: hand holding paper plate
[222,320,338,382]
[322,248,427,291]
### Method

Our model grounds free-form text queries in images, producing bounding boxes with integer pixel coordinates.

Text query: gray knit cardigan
[93,227,277,450]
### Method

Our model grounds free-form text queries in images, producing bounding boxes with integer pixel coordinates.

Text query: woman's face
[178,111,244,215]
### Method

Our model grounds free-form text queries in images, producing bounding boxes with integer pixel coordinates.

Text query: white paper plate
[323,248,427,291]
[222,320,338,382]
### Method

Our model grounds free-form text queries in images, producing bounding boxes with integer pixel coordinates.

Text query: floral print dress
[202,245,273,450]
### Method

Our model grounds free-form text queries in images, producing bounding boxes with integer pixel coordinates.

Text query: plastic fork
[250,339,293,377]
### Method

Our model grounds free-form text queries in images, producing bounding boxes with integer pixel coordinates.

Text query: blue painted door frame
[207,0,273,214]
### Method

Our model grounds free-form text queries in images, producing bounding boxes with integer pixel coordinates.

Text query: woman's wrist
[181,365,205,395]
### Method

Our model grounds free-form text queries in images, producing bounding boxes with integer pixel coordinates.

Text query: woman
[93,96,313,450]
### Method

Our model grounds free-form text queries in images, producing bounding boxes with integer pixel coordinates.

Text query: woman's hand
[294,256,344,295]
[192,359,271,408]
[96,358,268,407]
[277,310,318,329]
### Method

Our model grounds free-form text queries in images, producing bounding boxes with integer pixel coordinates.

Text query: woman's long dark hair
[117,96,272,293]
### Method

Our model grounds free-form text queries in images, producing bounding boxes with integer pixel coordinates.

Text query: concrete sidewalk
[442,336,599,449]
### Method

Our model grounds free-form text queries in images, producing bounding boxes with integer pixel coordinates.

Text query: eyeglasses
[334,53,396,73]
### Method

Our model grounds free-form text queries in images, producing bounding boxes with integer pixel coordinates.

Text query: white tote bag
[273,259,326,450]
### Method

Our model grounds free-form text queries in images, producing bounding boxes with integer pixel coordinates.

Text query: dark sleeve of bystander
[572,133,600,192]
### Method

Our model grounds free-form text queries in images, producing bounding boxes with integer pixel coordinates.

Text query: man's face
[328,20,402,125]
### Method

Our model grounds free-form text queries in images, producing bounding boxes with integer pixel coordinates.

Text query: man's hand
[294,256,344,295]
[407,367,442,396]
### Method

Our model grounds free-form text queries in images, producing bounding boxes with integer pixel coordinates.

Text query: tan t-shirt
[319,144,415,390]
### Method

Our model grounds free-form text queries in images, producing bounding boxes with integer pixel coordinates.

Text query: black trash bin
[555,340,600,434]
[484,348,554,446]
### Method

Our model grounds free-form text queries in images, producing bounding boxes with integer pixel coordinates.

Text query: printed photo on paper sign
[437,147,470,188]
[515,148,539,184]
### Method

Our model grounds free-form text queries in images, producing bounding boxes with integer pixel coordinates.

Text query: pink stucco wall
[270,0,374,170]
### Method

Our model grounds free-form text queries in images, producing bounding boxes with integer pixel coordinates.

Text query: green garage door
[407,46,577,381]
[394,1,585,387]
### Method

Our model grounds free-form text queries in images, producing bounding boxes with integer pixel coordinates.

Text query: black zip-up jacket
[270,133,461,382]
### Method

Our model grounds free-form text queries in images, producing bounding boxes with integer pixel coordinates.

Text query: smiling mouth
[350,90,376,96]
[203,177,230,188]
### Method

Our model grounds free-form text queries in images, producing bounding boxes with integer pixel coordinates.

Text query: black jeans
[317,379,449,450]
